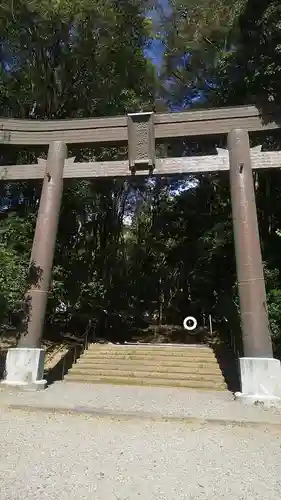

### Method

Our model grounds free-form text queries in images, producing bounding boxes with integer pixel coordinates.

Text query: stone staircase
[64,344,228,390]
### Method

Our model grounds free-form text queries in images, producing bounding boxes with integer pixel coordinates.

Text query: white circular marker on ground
[183,316,197,331]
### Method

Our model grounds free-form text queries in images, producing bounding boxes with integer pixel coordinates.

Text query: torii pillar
[228,129,281,406]
[2,141,67,390]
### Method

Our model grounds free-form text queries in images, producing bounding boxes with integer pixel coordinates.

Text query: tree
[159,0,245,108]
[158,0,281,354]
[0,0,157,340]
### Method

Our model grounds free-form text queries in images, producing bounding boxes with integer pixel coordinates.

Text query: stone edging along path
[1,382,281,429]
[2,402,281,430]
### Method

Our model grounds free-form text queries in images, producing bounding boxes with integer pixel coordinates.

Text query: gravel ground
[0,407,280,500]
[1,382,281,424]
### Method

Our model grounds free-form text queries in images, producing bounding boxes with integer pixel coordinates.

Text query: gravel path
[0,407,280,500]
[1,382,281,424]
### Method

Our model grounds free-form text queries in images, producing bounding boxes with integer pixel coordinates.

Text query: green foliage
[0,0,156,118]
[215,0,281,107]
[0,209,34,327]
[267,289,281,352]
[159,0,245,106]
[0,243,27,325]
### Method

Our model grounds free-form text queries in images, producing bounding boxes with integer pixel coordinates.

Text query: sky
[145,39,165,73]
[144,0,171,73]
[143,1,203,110]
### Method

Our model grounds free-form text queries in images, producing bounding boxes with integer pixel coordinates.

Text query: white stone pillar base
[1,348,47,391]
[234,357,281,407]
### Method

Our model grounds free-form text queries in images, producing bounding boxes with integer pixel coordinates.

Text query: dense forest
[1,0,281,357]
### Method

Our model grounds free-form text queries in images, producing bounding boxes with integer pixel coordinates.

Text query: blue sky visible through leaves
[142,0,198,200]
[144,0,171,73]
[144,1,205,109]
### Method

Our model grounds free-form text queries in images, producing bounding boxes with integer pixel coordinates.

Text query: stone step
[67,367,225,382]
[64,344,227,391]
[85,347,216,356]
[83,353,218,363]
[88,343,212,348]
[75,360,222,374]
[87,344,213,354]
[64,373,227,390]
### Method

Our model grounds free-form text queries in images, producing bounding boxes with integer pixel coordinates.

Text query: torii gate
[1,106,281,405]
